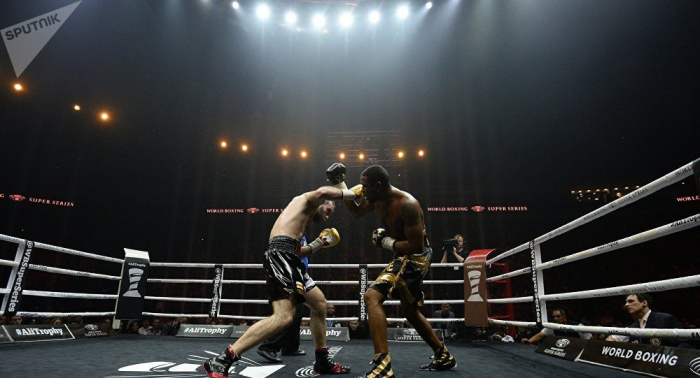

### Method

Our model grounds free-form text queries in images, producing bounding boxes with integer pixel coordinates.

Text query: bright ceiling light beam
[285,11,297,24]
[256,4,271,20]
[369,11,381,24]
[397,5,409,19]
[312,14,326,29]
[340,12,353,28]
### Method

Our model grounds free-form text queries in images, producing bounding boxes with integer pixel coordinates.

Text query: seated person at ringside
[521,308,592,344]
[605,293,692,348]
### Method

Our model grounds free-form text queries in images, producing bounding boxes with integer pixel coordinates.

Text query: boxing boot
[313,347,352,374]
[203,345,239,378]
[418,344,457,371]
[357,353,394,378]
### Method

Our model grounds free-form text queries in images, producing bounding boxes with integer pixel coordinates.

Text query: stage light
[13,83,23,91]
[426,2,433,10]
[231,1,239,10]
[312,14,326,29]
[285,11,297,25]
[256,4,271,20]
[358,153,365,160]
[73,105,81,111]
[369,11,381,24]
[340,12,354,28]
[241,144,248,152]
[397,151,404,158]
[281,149,289,157]
[100,112,110,121]
[220,140,228,148]
[418,150,425,157]
[339,152,345,159]
[300,150,308,158]
[397,5,409,19]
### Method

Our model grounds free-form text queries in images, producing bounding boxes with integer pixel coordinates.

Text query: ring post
[464,249,495,327]
[114,248,150,329]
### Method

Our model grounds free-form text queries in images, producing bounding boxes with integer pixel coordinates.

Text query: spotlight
[281,149,289,157]
[100,112,110,121]
[339,152,345,159]
[300,151,308,158]
[285,11,297,25]
[73,105,81,111]
[418,150,425,157]
[397,151,404,158]
[358,153,365,160]
[13,83,23,91]
[256,4,271,20]
[369,11,381,24]
[425,2,433,10]
[241,144,248,152]
[397,5,409,19]
[231,1,239,10]
[340,12,354,28]
[220,141,228,148]
[312,14,326,29]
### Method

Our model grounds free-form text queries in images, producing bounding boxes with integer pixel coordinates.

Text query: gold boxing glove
[308,228,341,254]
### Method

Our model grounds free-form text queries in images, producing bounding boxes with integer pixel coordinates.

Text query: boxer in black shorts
[203,183,363,378]
[327,163,457,378]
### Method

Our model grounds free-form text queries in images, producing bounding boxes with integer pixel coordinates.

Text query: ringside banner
[300,327,349,341]
[578,339,700,378]
[176,324,233,338]
[67,323,113,338]
[387,327,444,342]
[5,324,73,342]
[535,336,586,361]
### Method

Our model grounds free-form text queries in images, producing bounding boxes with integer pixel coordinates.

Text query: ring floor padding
[0,335,631,377]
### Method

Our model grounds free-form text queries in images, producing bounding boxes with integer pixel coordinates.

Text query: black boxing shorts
[263,236,307,304]
[370,243,433,306]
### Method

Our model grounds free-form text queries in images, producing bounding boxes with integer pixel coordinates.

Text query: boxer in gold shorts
[326,163,457,378]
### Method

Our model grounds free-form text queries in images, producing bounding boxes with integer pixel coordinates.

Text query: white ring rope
[488,274,700,304]
[488,296,533,304]
[33,242,124,264]
[21,290,117,300]
[149,262,465,269]
[542,322,699,339]
[29,264,121,281]
[486,213,700,282]
[16,311,115,318]
[147,279,464,285]
[0,258,19,267]
[487,160,695,265]
[539,274,700,302]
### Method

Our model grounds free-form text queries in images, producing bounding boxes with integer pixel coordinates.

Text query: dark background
[0,0,698,324]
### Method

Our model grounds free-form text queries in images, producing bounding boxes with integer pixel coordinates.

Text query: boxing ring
[0,158,698,378]
[484,158,699,342]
